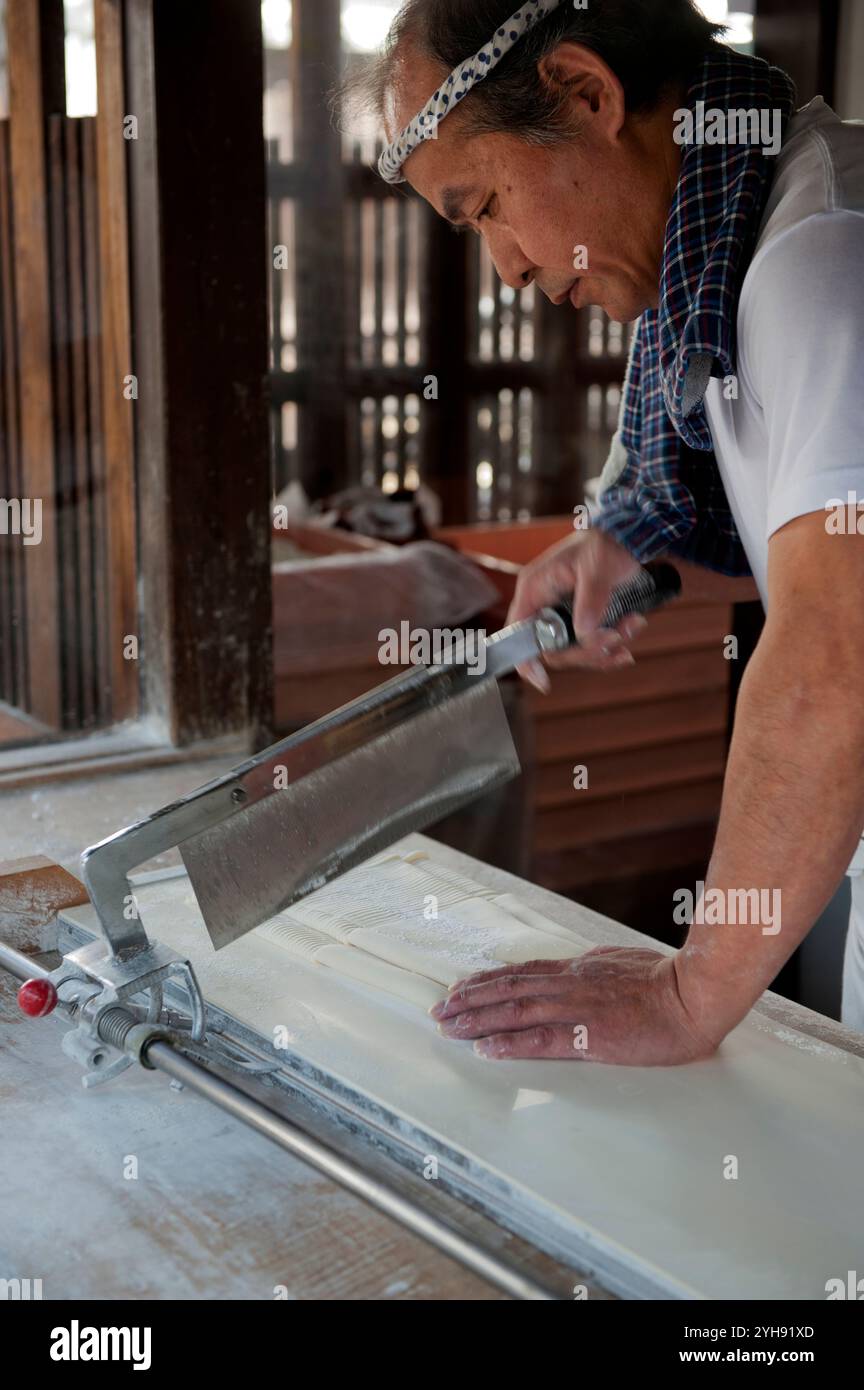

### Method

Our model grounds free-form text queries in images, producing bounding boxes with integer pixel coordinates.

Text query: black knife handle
[543,561,682,647]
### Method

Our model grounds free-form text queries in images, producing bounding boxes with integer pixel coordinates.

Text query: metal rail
[145,1040,556,1300]
[1,942,558,1301]
[0,942,50,983]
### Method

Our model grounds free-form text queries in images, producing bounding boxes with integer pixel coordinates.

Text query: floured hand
[430,947,719,1066]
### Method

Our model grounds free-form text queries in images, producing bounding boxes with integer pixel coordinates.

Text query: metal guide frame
[55,903,679,1301]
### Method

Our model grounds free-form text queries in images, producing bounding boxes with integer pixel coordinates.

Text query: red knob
[17,977,58,1017]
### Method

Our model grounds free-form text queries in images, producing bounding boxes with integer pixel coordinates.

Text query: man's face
[386,44,681,323]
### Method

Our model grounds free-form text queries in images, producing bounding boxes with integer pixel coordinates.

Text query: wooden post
[533,295,588,518]
[754,0,839,106]
[422,222,471,524]
[291,0,348,500]
[93,0,139,721]
[0,124,28,712]
[6,0,66,727]
[124,0,273,747]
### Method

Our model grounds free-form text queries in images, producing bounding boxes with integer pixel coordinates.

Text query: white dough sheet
[62,839,864,1301]
[255,851,587,998]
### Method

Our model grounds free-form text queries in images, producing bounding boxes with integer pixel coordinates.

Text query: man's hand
[506,528,647,690]
[430,948,718,1066]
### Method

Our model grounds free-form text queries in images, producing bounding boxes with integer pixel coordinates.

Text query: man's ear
[537,41,625,137]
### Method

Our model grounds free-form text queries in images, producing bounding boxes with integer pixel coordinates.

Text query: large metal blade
[181,676,520,950]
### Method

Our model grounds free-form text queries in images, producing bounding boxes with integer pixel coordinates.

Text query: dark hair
[340,0,724,146]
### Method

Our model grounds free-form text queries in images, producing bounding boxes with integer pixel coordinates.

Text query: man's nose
[484,229,535,291]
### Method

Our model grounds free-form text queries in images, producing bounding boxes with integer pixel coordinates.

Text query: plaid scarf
[594,47,797,576]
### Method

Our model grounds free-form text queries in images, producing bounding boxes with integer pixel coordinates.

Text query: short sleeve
[739,210,864,539]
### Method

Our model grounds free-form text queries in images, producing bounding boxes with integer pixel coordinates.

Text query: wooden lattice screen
[0,1,137,740]
[0,0,271,750]
[264,1,633,525]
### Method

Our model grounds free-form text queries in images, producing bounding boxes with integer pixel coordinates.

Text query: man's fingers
[437,990,593,1040]
[443,958,574,996]
[518,625,640,681]
[506,535,646,688]
[542,639,635,672]
[517,658,551,693]
[570,545,640,640]
[433,968,578,1020]
[569,568,616,640]
[506,553,586,627]
[619,614,649,643]
[473,1025,591,1061]
[518,650,634,680]
[532,608,649,674]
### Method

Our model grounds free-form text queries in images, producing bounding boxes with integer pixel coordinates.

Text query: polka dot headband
[378,0,565,184]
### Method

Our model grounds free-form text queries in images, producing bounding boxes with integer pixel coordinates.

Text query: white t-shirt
[703,97,864,606]
[705,98,864,887]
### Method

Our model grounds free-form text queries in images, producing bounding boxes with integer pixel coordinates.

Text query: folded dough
[256,853,588,1008]
[491,893,594,952]
[256,918,443,1008]
[316,942,443,1009]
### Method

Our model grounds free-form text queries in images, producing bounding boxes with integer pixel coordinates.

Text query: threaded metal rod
[96,1006,140,1051]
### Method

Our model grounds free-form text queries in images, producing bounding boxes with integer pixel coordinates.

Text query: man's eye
[477,198,495,220]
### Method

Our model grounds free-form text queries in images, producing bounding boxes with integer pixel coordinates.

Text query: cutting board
[59,836,864,1300]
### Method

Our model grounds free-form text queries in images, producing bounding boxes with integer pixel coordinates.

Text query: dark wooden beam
[291,0,348,500]
[0,124,27,712]
[421,219,471,524]
[754,0,840,106]
[94,0,139,722]
[532,296,593,517]
[124,0,273,747]
[6,0,66,727]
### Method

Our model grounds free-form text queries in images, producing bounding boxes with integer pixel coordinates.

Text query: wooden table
[1,757,861,1301]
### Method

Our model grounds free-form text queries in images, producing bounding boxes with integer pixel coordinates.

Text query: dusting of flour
[290,866,507,975]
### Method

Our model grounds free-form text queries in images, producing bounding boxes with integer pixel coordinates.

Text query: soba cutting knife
[80,562,681,954]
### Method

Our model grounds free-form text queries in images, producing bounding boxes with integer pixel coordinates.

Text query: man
[352,0,864,1063]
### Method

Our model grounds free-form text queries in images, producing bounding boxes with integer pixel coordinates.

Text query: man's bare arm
[439,511,864,1063]
[675,510,864,1041]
